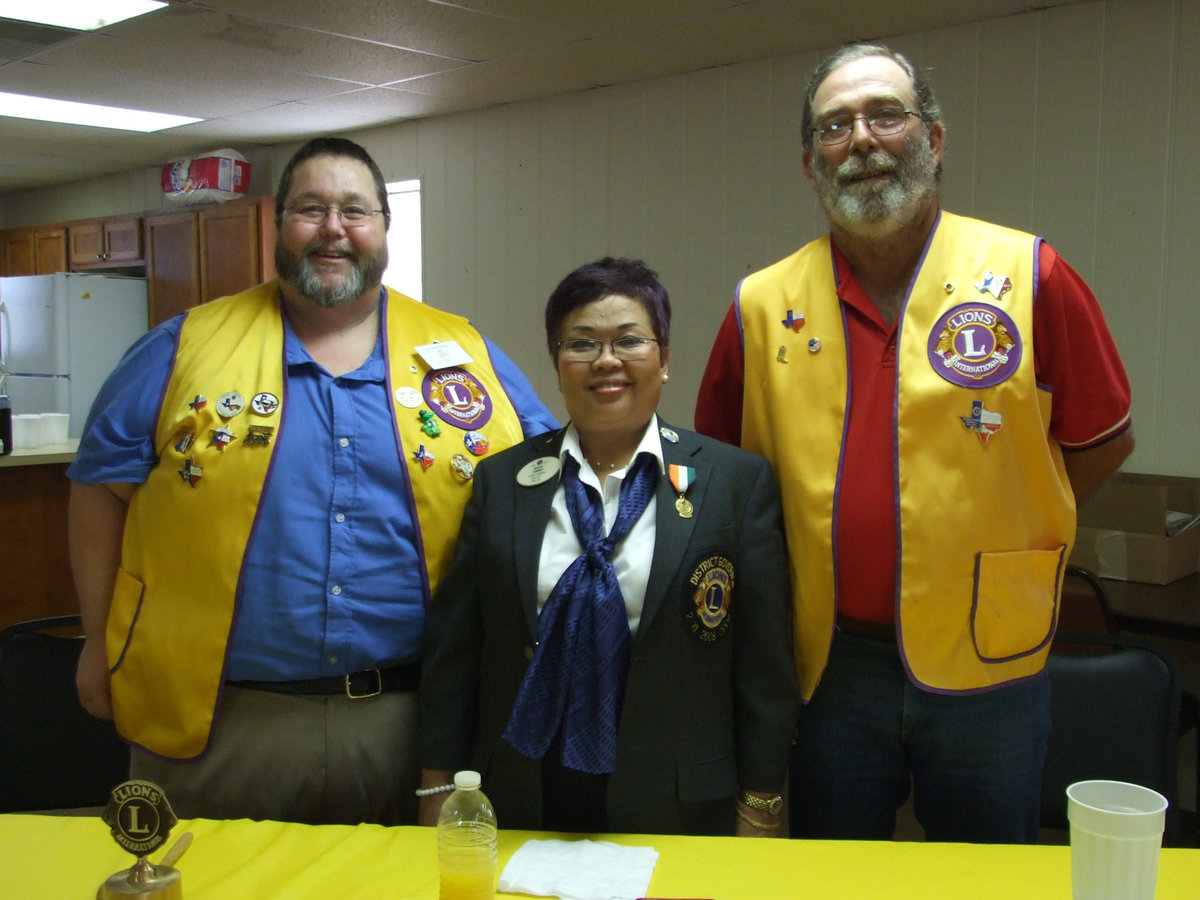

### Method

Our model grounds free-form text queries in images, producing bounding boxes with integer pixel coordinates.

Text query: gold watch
[738,790,782,816]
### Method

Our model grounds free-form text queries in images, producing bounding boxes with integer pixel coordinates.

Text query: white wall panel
[973,15,1039,231]
[606,80,653,259]
[1159,0,1200,475]
[472,106,510,334]
[1032,2,1105,273]
[1095,0,1175,474]
[764,50,820,264]
[919,25,982,216]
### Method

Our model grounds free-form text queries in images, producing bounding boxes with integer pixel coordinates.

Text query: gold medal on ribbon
[669,463,696,519]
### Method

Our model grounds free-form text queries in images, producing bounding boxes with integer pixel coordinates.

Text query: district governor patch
[684,554,734,643]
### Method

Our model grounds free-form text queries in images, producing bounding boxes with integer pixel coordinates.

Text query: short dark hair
[274,137,391,229]
[544,257,670,360]
[800,43,943,152]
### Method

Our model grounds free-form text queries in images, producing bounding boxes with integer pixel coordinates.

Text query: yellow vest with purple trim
[739,212,1075,699]
[107,280,524,759]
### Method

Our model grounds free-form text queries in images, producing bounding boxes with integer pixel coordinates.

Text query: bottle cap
[453,770,482,790]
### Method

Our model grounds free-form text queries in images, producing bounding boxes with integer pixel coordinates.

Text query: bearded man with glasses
[68,136,557,825]
[696,43,1133,843]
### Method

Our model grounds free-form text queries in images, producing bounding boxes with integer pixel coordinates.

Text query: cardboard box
[1069,473,1200,584]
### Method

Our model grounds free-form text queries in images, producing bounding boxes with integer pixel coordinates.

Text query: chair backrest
[0,615,128,813]
[1042,630,1181,843]
[1053,565,1118,651]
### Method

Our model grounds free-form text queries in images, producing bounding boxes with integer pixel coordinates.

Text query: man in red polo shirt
[695,42,1132,843]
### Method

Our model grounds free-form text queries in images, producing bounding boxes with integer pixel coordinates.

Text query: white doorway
[382,178,422,301]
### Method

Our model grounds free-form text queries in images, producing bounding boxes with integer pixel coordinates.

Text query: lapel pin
[215,391,245,418]
[413,445,435,470]
[250,392,279,416]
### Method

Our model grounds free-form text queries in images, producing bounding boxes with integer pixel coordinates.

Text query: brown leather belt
[836,614,896,642]
[230,663,420,698]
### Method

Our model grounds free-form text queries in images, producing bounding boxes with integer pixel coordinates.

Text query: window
[382,179,422,301]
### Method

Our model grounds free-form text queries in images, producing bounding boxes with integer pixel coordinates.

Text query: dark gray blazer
[418,422,797,835]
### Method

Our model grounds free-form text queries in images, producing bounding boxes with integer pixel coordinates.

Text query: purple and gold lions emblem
[422,367,493,429]
[927,303,1022,389]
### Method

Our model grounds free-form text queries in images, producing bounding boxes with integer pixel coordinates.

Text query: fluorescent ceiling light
[0,91,201,132]
[0,0,166,31]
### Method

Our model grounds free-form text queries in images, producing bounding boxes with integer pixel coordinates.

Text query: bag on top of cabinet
[161,149,250,204]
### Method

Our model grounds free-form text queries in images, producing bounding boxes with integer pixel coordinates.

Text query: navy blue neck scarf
[503,451,658,774]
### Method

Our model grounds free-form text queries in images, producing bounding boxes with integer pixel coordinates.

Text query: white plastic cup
[1067,779,1167,900]
[41,412,69,445]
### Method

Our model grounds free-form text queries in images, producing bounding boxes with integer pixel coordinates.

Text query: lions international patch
[927,302,1022,389]
[684,555,734,643]
[422,367,494,429]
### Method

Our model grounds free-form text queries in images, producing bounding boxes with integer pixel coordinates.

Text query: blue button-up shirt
[69,291,558,680]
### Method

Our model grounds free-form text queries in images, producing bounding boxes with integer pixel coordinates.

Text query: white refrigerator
[0,272,148,439]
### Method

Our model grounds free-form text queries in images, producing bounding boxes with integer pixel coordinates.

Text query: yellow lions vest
[740,212,1074,699]
[108,281,524,759]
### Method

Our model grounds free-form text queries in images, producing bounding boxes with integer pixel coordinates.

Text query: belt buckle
[345,668,382,699]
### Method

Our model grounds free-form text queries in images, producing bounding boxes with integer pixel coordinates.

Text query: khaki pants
[130,684,418,825]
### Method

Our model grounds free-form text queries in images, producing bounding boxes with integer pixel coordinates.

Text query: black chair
[1054,564,1119,645]
[1042,630,1181,845]
[0,615,128,813]
[1054,564,1199,837]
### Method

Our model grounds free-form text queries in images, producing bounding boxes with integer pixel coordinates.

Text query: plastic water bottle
[437,770,498,900]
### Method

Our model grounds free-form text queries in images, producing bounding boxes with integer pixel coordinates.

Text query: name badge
[416,340,474,371]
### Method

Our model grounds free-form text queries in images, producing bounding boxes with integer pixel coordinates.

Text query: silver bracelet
[415,784,455,797]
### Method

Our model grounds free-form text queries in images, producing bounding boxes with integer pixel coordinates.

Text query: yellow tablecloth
[3,813,1198,899]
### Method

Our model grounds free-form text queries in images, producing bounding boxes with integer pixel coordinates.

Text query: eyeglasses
[812,107,923,146]
[283,202,384,226]
[557,336,659,362]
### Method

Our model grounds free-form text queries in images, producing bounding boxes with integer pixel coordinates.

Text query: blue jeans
[790,630,1051,842]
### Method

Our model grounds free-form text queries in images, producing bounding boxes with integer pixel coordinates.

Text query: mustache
[836,154,899,182]
[305,240,356,258]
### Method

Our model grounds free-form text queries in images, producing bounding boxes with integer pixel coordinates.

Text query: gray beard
[812,130,938,238]
[275,244,387,308]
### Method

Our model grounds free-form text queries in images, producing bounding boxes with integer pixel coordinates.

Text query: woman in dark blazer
[418,257,797,836]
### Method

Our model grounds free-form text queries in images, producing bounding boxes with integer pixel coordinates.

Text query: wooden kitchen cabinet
[145,210,202,326]
[68,215,144,269]
[0,460,77,630]
[145,195,276,326]
[0,229,31,275]
[1,224,68,276]
[35,229,66,275]
[200,195,277,303]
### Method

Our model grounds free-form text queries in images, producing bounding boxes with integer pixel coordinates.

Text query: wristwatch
[738,790,783,816]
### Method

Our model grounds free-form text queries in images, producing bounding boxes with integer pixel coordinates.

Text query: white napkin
[498,838,659,900]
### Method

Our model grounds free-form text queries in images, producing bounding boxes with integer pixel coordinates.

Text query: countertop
[0,439,79,467]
